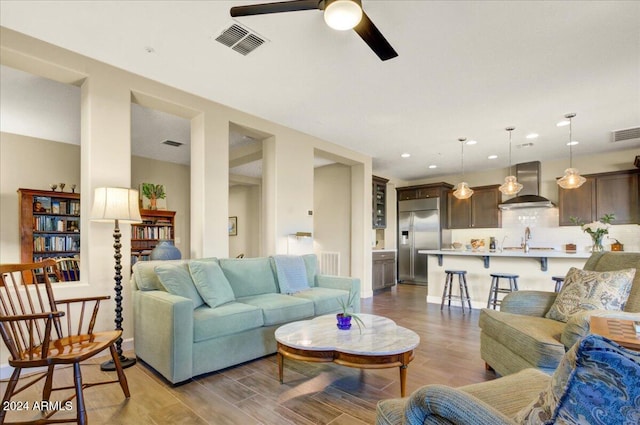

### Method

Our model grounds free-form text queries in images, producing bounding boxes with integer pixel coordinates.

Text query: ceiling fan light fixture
[324,0,363,31]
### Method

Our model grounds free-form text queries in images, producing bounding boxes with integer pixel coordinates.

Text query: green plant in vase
[570,213,615,252]
[337,289,365,333]
[141,183,166,210]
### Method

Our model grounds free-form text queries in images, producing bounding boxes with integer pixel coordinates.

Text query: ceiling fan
[230,0,398,61]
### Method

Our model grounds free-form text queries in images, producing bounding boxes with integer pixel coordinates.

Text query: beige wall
[0,133,81,263]
[229,184,261,258]
[314,164,352,276]
[0,26,373,371]
[131,155,191,258]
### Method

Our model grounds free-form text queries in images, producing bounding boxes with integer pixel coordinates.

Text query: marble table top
[275,314,420,356]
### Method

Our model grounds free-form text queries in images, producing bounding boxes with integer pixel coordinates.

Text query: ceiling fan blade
[353,11,398,61]
[231,0,320,17]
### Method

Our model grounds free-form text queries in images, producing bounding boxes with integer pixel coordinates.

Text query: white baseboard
[0,338,134,380]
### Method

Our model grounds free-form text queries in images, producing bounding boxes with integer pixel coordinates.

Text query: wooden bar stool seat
[487,273,519,310]
[552,275,565,292]
[441,270,472,314]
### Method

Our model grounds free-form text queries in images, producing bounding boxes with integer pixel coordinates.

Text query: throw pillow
[545,267,635,322]
[515,334,640,425]
[188,260,236,308]
[273,255,310,294]
[302,254,317,287]
[155,263,204,308]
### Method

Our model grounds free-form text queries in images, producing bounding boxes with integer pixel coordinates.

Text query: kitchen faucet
[523,227,531,253]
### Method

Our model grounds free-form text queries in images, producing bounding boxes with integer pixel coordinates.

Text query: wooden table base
[277,342,415,397]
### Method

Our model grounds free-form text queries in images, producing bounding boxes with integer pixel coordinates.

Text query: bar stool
[487,273,519,309]
[441,270,472,314]
[551,276,565,292]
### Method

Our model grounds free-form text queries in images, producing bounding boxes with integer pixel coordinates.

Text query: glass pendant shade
[499,175,524,195]
[453,182,474,199]
[498,126,522,196]
[557,167,586,189]
[324,0,363,30]
[557,113,586,189]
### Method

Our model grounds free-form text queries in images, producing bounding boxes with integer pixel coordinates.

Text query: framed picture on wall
[228,216,237,236]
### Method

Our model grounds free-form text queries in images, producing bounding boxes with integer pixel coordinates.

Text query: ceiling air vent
[611,126,640,143]
[214,23,267,56]
[162,140,183,147]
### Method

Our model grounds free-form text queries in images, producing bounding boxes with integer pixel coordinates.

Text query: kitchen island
[418,248,594,308]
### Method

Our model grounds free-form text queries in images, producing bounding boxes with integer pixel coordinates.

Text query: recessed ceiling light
[517,142,534,148]
[488,154,498,159]
[401,153,411,158]
[526,133,539,139]
[428,164,437,169]
[566,141,579,146]
[557,120,570,127]
[465,140,477,145]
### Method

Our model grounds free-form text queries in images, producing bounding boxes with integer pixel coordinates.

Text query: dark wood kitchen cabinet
[559,169,639,225]
[447,185,501,229]
[372,250,396,291]
[397,183,452,201]
[373,175,389,229]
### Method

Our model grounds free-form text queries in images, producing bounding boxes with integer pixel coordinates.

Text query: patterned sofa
[479,252,640,376]
[376,334,640,425]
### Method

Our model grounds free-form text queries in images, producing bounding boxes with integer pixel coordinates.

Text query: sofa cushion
[219,257,278,298]
[133,259,188,291]
[193,302,264,342]
[155,263,204,308]
[292,287,349,315]
[188,260,236,308]
[545,267,636,322]
[479,309,566,370]
[516,334,640,424]
[272,255,310,294]
[237,293,314,325]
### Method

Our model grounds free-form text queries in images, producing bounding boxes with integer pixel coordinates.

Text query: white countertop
[418,249,592,259]
[372,249,397,253]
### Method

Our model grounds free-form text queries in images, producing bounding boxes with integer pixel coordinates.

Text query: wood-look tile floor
[1,284,497,424]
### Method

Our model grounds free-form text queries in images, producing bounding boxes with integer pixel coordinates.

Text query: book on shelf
[51,201,60,214]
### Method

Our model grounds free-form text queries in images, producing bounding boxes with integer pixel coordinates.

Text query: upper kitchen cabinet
[559,169,639,225]
[397,183,453,229]
[447,185,502,229]
[373,175,389,228]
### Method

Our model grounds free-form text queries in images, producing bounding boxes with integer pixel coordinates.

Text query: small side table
[590,317,640,351]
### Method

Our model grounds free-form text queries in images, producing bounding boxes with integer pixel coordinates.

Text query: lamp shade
[453,182,474,200]
[324,0,363,30]
[557,168,587,189]
[91,187,142,223]
[499,175,524,195]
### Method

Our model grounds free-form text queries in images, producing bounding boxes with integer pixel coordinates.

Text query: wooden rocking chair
[0,260,130,425]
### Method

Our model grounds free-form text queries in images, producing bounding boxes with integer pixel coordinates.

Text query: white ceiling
[1,1,639,181]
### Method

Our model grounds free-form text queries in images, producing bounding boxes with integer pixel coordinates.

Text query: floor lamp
[91,187,142,370]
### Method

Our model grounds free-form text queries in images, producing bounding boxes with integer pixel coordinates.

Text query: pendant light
[498,126,523,195]
[557,113,586,189]
[453,137,474,199]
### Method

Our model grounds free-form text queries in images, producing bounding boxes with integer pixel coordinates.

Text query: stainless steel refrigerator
[398,198,450,285]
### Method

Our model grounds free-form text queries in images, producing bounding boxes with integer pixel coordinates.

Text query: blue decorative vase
[150,240,181,260]
[336,313,352,330]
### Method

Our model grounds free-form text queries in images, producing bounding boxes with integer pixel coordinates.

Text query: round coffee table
[275,313,420,396]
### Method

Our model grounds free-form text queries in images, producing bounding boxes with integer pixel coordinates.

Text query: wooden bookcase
[18,188,81,263]
[131,209,176,261]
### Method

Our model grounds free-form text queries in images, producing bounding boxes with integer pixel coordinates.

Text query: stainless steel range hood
[498,161,555,210]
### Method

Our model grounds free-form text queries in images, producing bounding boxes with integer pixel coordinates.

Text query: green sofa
[479,252,640,376]
[131,254,360,384]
